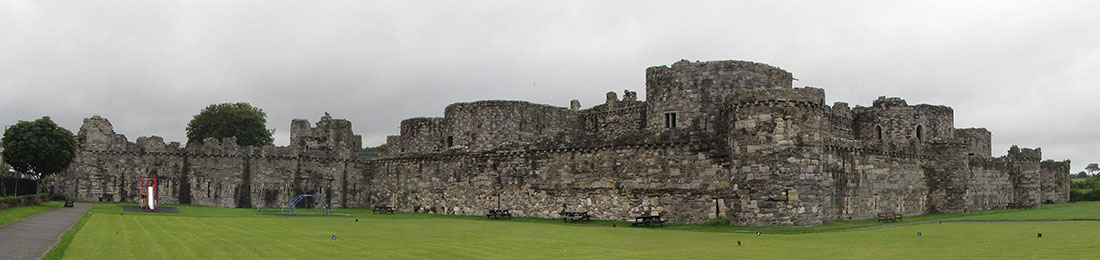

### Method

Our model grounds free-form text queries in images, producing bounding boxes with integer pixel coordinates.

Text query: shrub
[0,193,49,210]
[1070,189,1100,202]
[704,216,729,226]
[1071,178,1100,190]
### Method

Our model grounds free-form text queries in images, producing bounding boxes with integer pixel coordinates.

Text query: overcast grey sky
[2,1,1098,171]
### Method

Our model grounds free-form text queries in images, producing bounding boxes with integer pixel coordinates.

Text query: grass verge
[0,201,62,227]
[41,207,92,260]
[79,201,1100,234]
[59,203,1100,259]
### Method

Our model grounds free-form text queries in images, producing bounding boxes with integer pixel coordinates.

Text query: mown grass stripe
[54,202,1100,259]
[41,206,91,260]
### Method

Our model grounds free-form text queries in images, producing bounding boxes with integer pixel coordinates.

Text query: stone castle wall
[388,101,577,154]
[822,141,929,221]
[1040,160,1072,203]
[955,128,993,158]
[366,143,728,224]
[966,157,1016,211]
[646,60,793,132]
[580,91,648,140]
[54,116,372,210]
[853,97,954,143]
[54,60,1071,226]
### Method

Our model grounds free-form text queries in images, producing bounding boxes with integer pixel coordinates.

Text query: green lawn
[0,201,62,226]
[54,202,1100,259]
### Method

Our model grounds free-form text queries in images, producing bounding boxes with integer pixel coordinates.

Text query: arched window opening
[875,125,883,141]
[916,125,924,142]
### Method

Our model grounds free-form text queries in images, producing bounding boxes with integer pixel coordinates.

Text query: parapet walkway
[0,202,91,260]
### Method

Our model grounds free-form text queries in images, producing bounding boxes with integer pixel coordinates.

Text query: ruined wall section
[1007,146,1042,207]
[55,115,370,209]
[290,114,362,158]
[966,157,1015,211]
[955,128,992,158]
[726,87,831,226]
[925,140,972,213]
[822,140,928,220]
[55,151,184,204]
[76,116,143,152]
[853,97,954,144]
[247,152,300,208]
[646,60,793,134]
[580,90,647,140]
[824,102,856,140]
[1040,160,1071,203]
[444,101,577,151]
[364,143,729,224]
[391,117,446,154]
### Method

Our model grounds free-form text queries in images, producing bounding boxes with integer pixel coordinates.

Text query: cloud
[1,0,1098,171]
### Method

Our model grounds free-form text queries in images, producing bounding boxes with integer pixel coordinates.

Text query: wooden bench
[64,200,75,208]
[487,209,512,219]
[372,206,395,214]
[560,211,591,222]
[1006,203,1021,209]
[877,211,902,223]
[630,215,666,227]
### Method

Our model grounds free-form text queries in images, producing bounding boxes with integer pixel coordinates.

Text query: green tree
[362,144,388,159]
[186,102,274,147]
[1087,163,1100,177]
[1079,171,1090,178]
[2,116,77,194]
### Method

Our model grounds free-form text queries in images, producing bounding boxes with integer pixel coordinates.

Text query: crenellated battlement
[290,113,362,156]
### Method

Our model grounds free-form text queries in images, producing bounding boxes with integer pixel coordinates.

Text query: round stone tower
[646,60,793,133]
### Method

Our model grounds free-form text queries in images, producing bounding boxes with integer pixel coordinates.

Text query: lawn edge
[0,201,63,227]
[41,207,92,260]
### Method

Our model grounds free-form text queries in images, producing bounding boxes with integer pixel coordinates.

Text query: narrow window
[447,136,454,147]
[876,125,883,141]
[665,112,677,129]
[916,125,923,142]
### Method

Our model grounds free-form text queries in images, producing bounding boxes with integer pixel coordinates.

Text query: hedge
[0,193,50,210]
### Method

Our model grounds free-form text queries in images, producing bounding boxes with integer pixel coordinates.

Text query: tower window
[665,112,677,129]
[876,125,883,141]
[915,125,924,142]
[447,136,454,147]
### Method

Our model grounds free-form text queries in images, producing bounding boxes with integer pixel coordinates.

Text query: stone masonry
[52,60,1071,226]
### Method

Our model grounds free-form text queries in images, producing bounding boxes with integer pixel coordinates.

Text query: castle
[52,60,1071,226]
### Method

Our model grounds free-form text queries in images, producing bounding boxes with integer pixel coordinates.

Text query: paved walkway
[0,202,91,260]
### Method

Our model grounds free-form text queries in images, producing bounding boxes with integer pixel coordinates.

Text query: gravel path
[0,202,91,260]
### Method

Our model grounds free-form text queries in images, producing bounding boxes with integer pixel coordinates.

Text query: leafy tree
[1087,163,1100,177]
[1079,171,1090,178]
[362,144,388,159]
[2,116,77,193]
[186,102,274,147]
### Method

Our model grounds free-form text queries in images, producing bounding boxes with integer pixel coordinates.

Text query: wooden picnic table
[372,206,395,214]
[487,209,512,219]
[560,211,591,222]
[631,215,665,227]
[876,211,902,223]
